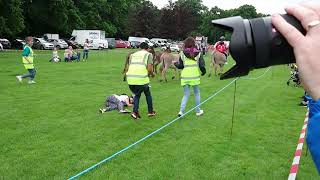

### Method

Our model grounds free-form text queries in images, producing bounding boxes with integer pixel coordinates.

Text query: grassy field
[0,49,318,179]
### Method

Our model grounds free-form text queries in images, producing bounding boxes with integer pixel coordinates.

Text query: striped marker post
[288,111,309,180]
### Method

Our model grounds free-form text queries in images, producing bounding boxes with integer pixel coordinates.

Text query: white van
[128,36,154,47]
[44,34,59,40]
[71,30,108,49]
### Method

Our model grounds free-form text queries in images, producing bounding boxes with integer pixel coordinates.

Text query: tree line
[0,0,266,43]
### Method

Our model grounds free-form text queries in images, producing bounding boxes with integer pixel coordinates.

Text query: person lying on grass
[99,94,134,113]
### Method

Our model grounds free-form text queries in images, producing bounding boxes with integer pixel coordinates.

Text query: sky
[149,0,319,14]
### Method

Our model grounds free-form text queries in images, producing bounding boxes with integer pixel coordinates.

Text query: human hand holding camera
[272,3,320,100]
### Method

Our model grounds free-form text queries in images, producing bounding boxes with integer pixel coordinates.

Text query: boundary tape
[288,111,309,180]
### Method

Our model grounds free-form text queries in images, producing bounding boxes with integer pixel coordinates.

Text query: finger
[271,14,304,47]
[285,5,320,30]
[300,2,320,17]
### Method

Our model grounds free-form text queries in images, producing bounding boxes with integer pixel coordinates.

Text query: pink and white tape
[288,111,309,180]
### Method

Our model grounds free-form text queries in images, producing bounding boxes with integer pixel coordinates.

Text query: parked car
[128,37,154,47]
[115,39,130,48]
[0,38,11,49]
[106,38,115,49]
[161,44,180,52]
[10,39,26,49]
[91,39,107,50]
[33,38,54,50]
[47,39,68,49]
[130,41,141,49]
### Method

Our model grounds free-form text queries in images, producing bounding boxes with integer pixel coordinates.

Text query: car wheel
[41,46,44,50]
[56,45,61,50]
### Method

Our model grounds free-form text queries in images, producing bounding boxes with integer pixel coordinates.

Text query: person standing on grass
[16,37,36,84]
[174,37,206,117]
[126,42,156,119]
[83,39,89,61]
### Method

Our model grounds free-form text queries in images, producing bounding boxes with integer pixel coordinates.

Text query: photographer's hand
[272,3,320,100]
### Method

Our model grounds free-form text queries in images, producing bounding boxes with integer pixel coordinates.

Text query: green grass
[0,49,318,179]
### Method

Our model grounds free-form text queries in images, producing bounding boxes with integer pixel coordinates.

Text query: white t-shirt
[114,95,128,103]
[84,42,89,50]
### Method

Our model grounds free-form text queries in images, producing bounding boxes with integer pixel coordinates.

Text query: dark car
[10,39,26,49]
[0,38,11,49]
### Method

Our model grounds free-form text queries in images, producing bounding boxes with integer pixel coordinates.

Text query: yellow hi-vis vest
[126,50,150,85]
[22,45,34,69]
[180,53,201,86]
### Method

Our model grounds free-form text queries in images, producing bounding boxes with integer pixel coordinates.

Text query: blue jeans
[83,50,89,59]
[21,69,36,80]
[129,84,153,113]
[180,85,201,113]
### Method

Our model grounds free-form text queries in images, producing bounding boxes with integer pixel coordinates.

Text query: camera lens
[212,15,305,80]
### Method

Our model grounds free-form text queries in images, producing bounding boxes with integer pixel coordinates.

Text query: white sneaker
[16,76,22,82]
[28,80,36,84]
[196,110,204,116]
[99,108,107,113]
[178,111,183,117]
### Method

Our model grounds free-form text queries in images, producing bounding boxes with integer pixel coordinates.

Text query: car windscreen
[38,39,47,43]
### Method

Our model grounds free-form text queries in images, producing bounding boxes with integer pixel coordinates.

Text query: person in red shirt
[214,36,228,58]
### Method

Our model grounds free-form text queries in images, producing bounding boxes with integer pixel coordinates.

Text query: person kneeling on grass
[99,94,134,113]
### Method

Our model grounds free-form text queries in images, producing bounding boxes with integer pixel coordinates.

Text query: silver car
[48,39,68,49]
[33,38,54,50]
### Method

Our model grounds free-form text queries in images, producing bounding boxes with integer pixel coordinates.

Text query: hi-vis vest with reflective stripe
[126,50,150,85]
[180,53,201,86]
[22,45,34,69]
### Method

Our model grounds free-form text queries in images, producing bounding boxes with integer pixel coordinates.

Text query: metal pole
[230,79,237,139]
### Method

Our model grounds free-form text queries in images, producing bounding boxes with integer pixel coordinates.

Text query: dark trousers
[129,84,153,113]
[22,68,36,80]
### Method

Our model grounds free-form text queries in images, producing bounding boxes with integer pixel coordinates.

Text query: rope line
[240,67,272,80]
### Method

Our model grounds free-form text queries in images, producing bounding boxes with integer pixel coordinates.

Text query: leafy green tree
[0,0,25,37]
[158,1,176,39]
[22,0,84,37]
[126,1,160,38]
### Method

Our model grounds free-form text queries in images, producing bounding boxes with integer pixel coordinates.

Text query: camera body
[212,15,305,79]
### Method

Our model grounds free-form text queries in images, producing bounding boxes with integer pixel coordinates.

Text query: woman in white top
[83,39,89,61]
